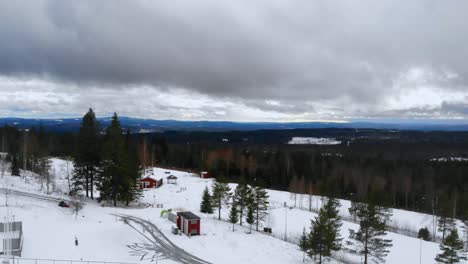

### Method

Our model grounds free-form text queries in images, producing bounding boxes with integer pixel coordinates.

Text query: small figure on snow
[74,236,79,246]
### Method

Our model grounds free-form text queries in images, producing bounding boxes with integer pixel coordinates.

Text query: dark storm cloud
[1,0,468,118]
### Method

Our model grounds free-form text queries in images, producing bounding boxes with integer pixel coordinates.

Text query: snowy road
[118,214,212,264]
[0,188,76,204]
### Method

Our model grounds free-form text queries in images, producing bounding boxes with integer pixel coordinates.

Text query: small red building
[176,211,201,236]
[140,177,163,189]
[200,171,215,179]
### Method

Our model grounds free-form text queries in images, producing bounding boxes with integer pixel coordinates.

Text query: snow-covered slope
[0,162,309,264]
[0,158,462,263]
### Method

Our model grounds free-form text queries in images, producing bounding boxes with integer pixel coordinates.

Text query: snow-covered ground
[288,137,341,145]
[0,162,307,264]
[0,158,463,263]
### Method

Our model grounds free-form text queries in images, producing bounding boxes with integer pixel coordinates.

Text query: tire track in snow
[117,214,212,264]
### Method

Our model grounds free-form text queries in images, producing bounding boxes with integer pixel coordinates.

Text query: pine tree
[200,186,214,214]
[438,196,456,241]
[246,205,255,234]
[347,202,393,264]
[233,183,252,226]
[308,213,327,263]
[10,155,20,176]
[251,185,269,231]
[228,201,239,232]
[307,198,342,264]
[211,180,231,220]
[438,215,456,241]
[436,229,467,264]
[73,109,101,199]
[323,198,342,252]
[299,227,309,263]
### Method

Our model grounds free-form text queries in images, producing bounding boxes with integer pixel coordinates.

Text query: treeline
[0,109,143,205]
[156,143,468,219]
[2,110,468,216]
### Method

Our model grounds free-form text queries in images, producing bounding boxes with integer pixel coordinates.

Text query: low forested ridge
[1,110,468,218]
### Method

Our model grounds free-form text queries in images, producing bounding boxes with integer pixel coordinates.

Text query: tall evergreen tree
[233,183,252,226]
[307,198,342,264]
[98,113,126,206]
[322,198,342,252]
[200,186,214,214]
[347,202,393,264]
[73,109,101,199]
[10,155,20,176]
[436,229,467,264]
[251,185,269,231]
[246,204,255,234]
[228,200,239,232]
[211,180,231,220]
[120,129,143,206]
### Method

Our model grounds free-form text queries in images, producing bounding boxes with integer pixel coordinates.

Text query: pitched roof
[177,211,200,220]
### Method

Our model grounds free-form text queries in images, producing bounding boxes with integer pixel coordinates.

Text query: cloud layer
[1,0,468,121]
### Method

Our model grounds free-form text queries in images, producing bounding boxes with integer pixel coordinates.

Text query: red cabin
[200,171,215,179]
[176,212,201,236]
[140,177,156,189]
[140,177,163,189]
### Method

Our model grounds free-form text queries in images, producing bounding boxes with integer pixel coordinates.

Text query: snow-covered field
[0,158,463,263]
[288,137,341,145]
[430,157,468,162]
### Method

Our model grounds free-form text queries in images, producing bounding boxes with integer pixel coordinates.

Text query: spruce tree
[10,155,20,176]
[228,201,239,232]
[246,205,255,234]
[99,113,126,206]
[73,108,101,199]
[298,227,309,263]
[233,183,252,226]
[308,212,327,263]
[211,180,231,220]
[251,185,269,231]
[436,229,467,264]
[120,129,143,206]
[200,186,214,214]
[347,202,393,264]
[323,198,342,252]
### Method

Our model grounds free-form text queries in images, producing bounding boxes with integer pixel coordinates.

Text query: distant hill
[0,117,467,133]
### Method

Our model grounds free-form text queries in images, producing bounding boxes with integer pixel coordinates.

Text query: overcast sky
[0,0,468,122]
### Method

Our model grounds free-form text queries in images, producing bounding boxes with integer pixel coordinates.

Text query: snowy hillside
[0,158,463,263]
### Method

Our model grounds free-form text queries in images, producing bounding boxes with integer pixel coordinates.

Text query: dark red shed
[176,211,201,236]
[140,177,157,189]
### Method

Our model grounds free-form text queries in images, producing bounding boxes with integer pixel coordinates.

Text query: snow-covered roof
[177,211,200,220]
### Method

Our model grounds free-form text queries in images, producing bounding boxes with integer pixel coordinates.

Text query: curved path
[117,214,212,264]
